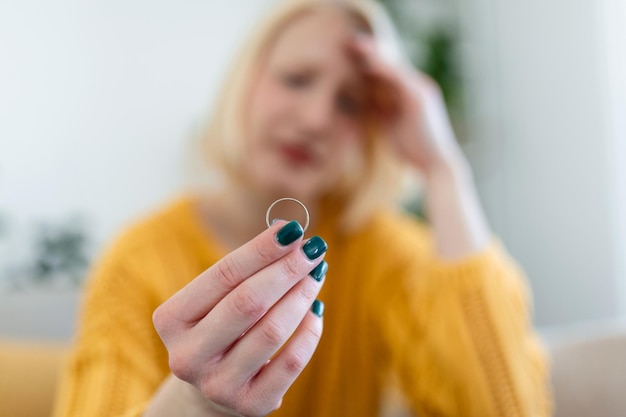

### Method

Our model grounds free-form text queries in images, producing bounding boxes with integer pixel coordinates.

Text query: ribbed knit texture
[53,196,551,417]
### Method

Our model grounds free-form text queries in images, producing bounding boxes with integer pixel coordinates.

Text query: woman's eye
[281,72,312,89]
[337,94,362,116]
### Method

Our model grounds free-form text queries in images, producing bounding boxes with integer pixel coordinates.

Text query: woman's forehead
[267,9,359,70]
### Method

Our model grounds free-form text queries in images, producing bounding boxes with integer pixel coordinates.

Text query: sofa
[0,340,67,417]
[3,328,626,417]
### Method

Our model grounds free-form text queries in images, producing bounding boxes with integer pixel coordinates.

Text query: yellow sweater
[53,197,551,417]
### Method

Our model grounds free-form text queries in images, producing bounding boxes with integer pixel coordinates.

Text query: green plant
[376,0,464,120]
[30,218,91,286]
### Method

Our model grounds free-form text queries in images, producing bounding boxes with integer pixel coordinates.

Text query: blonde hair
[204,0,413,231]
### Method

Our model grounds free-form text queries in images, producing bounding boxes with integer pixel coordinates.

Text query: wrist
[179,380,239,417]
[422,152,472,186]
[144,374,226,417]
[420,152,490,258]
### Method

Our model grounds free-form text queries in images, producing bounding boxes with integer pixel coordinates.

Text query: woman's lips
[278,144,315,165]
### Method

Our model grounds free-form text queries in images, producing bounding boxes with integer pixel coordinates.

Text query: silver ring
[265,197,310,232]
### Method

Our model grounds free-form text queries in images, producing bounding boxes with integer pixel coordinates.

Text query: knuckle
[296,282,318,304]
[232,289,266,320]
[152,304,176,339]
[259,318,286,347]
[251,237,277,265]
[214,257,242,291]
[152,305,168,332]
[304,323,323,343]
[279,254,303,280]
[168,348,193,381]
[283,350,307,376]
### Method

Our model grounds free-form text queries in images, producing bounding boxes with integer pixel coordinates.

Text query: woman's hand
[346,33,490,258]
[150,220,327,417]
[345,34,464,176]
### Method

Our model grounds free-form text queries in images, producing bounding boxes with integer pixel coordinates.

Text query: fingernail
[302,236,327,260]
[311,299,324,318]
[275,220,303,246]
[271,218,282,225]
[309,261,328,282]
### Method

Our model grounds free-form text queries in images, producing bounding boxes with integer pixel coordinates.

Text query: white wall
[601,0,626,317]
[0,0,276,271]
[461,0,626,326]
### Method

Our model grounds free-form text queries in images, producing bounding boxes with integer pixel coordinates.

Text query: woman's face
[244,9,367,202]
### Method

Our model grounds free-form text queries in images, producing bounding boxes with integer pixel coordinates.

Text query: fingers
[248,303,324,408]
[345,34,403,84]
[221,261,327,385]
[186,237,327,360]
[197,303,325,417]
[346,34,442,100]
[152,219,329,417]
[157,220,303,327]
[344,35,406,121]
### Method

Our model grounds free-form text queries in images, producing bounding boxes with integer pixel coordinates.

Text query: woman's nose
[297,90,334,136]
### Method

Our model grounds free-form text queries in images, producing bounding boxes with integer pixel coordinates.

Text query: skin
[243,8,365,204]
[146,7,490,417]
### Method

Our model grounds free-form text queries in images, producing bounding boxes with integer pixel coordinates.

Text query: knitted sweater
[53,196,551,417]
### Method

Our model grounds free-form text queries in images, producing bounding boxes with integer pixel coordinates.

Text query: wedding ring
[265,197,310,232]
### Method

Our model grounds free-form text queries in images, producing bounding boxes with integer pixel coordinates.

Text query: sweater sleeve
[374,239,552,417]
[52,234,171,417]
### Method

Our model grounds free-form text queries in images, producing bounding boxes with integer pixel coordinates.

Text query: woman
[53,0,551,416]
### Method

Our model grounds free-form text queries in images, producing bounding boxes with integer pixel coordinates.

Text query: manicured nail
[275,220,303,246]
[302,236,327,260]
[271,218,281,225]
[311,299,324,318]
[309,261,328,282]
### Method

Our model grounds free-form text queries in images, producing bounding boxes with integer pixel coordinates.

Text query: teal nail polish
[309,261,328,282]
[276,220,303,246]
[302,236,327,260]
[311,299,324,318]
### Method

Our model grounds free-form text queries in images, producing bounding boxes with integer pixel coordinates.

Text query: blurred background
[1,0,625,367]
